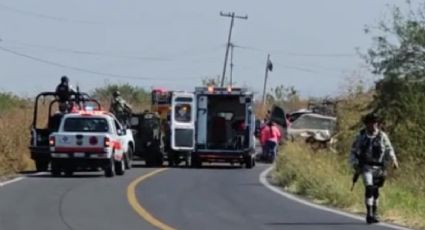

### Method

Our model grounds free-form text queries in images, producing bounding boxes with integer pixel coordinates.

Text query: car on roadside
[287,113,336,141]
[49,110,135,177]
[287,109,313,123]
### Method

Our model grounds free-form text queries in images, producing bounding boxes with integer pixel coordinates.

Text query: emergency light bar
[195,87,248,95]
[85,105,94,111]
[75,110,110,116]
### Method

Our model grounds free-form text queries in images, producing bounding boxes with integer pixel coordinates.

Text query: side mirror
[117,129,126,136]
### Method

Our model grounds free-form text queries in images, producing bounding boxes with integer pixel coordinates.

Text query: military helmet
[61,75,69,83]
[113,90,120,97]
[363,113,380,124]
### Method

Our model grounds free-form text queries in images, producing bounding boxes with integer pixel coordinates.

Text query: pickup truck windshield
[63,117,109,132]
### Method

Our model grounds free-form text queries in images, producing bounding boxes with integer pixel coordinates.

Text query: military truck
[130,112,164,167]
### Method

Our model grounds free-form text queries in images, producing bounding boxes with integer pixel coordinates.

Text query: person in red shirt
[260,120,281,162]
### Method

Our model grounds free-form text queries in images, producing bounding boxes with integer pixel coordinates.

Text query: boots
[366,205,379,224]
[366,205,373,224]
[372,205,380,223]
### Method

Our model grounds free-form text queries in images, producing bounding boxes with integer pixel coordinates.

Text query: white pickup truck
[49,110,135,177]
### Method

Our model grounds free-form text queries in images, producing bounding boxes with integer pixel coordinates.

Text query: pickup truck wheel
[115,160,125,176]
[125,148,133,170]
[35,159,49,172]
[105,159,115,177]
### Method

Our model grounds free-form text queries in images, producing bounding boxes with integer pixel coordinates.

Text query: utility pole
[229,42,234,88]
[262,54,271,106]
[219,11,248,87]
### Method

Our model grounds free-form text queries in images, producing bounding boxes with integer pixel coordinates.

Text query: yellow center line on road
[127,168,176,230]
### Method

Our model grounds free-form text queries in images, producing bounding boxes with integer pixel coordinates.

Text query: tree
[364,1,425,78]
[363,0,425,161]
[265,84,304,112]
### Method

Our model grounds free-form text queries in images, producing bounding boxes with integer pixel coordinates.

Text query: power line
[2,39,170,61]
[0,3,102,24]
[275,51,357,58]
[2,39,226,62]
[225,43,357,58]
[0,46,199,81]
[278,64,320,73]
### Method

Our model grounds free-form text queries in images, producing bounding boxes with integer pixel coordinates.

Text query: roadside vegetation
[273,90,425,229]
[0,93,33,176]
[273,2,425,229]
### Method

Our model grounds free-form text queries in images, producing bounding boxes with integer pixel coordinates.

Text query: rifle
[351,169,361,191]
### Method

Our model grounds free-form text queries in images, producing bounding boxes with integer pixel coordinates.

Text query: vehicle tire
[185,155,191,167]
[115,160,125,176]
[35,159,49,172]
[51,160,61,177]
[167,151,175,167]
[125,148,133,170]
[105,158,115,177]
[64,168,74,177]
[168,158,175,167]
[190,155,202,168]
[245,155,254,169]
[155,153,164,167]
[145,153,153,167]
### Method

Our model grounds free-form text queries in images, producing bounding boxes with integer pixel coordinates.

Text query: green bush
[0,93,26,113]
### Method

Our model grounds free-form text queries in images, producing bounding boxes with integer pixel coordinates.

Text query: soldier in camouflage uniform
[109,90,132,128]
[349,113,399,224]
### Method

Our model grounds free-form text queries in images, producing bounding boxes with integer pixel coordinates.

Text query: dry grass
[274,142,425,230]
[0,107,34,176]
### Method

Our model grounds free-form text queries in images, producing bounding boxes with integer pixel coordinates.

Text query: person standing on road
[260,120,281,162]
[349,113,399,224]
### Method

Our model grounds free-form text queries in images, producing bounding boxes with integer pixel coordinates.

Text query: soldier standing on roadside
[349,113,399,224]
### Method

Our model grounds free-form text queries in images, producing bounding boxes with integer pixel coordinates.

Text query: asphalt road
[0,163,408,230]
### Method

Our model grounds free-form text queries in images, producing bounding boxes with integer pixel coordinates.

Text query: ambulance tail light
[49,136,55,146]
[227,86,232,93]
[207,85,214,93]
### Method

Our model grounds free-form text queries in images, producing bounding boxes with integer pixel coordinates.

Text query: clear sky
[0,0,400,98]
